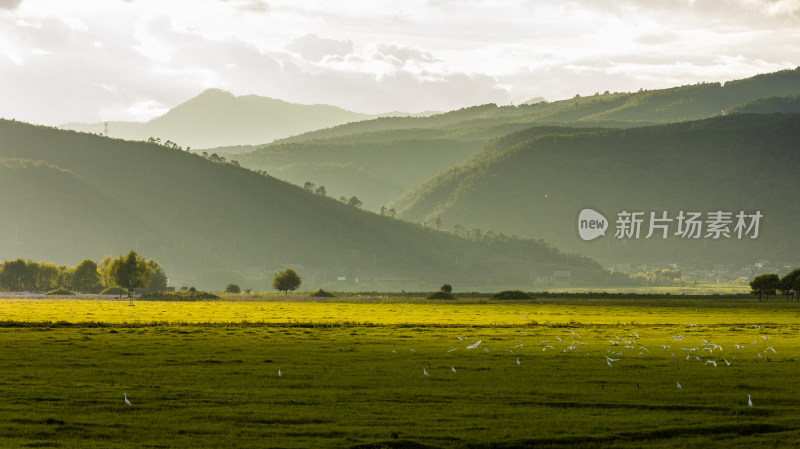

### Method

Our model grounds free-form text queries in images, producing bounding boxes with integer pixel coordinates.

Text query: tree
[273,268,301,296]
[71,259,102,293]
[225,283,241,294]
[0,259,27,291]
[347,196,363,208]
[303,181,316,192]
[106,250,151,290]
[147,259,168,290]
[779,269,800,299]
[750,273,780,301]
[315,185,326,196]
[440,283,453,293]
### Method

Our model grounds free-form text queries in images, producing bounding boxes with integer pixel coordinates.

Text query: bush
[492,290,533,300]
[310,289,336,297]
[45,288,74,295]
[426,291,455,299]
[440,283,453,293]
[140,290,219,301]
[224,283,241,294]
[100,287,127,295]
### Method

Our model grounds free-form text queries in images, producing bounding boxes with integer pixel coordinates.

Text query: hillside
[395,113,800,268]
[0,119,620,290]
[234,68,800,211]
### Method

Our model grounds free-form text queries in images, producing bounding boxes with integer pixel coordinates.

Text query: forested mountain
[234,68,800,211]
[0,119,619,290]
[395,113,800,267]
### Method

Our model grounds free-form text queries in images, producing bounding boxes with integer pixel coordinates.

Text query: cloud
[285,33,353,62]
[0,0,22,10]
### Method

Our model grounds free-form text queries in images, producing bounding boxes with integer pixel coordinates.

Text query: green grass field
[1,297,799,448]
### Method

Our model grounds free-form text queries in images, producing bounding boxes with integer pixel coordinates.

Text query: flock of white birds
[123,318,774,408]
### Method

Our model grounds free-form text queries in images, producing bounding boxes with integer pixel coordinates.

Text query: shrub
[492,290,533,300]
[45,288,74,295]
[426,291,455,299]
[100,287,127,295]
[140,290,218,301]
[224,283,241,294]
[310,289,336,297]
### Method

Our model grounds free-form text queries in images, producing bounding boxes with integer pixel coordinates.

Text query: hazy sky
[1,0,798,125]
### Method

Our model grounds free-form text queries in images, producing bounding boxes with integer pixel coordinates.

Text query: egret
[391,350,397,353]
[734,344,744,349]
[677,381,682,390]
[516,357,520,366]
[752,324,761,329]
[447,348,456,353]
[766,347,776,353]
[758,352,762,358]
[410,348,415,353]
[761,335,769,341]
[556,336,562,342]
[124,393,131,406]
[630,332,639,339]
[748,395,753,407]
[278,369,282,377]
[723,359,730,366]
[605,356,620,367]
[543,345,554,351]
[423,368,430,377]
[451,366,456,373]
[519,313,528,318]
[661,345,670,350]
[467,340,482,349]
[706,360,717,367]
[456,336,464,341]
[484,348,489,353]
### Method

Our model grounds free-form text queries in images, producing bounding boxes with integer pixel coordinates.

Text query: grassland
[0,297,798,448]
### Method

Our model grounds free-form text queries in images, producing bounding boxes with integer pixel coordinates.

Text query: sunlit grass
[1,297,798,326]
[1,297,799,448]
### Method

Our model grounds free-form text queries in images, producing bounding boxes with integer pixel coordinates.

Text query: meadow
[0,296,798,448]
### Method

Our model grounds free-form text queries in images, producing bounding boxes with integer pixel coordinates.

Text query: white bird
[410,348,415,353]
[124,393,131,406]
[761,335,769,341]
[447,348,456,353]
[734,344,744,349]
[661,345,670,350]
[278,369,282,377]
[605,356,620,367]
[484,348,489,353]
[630,332,639,339]
[567,329,575,335]
[723,359,730,366]
[543,345,554,351]
[556,336,562,342]
[748,395,753,407]
[677,381,682,390]
[752,324,761,329]
[766,347,776,353]
[706,360,717,367]
[758,352,762,358]
[514,344,524,348]
[467,340,482,349]
[423,368,430,376]
[391,350,397,353]
[456,336,464,341]
[516,357,520,366]
[519,313,528,318]
[451,366,456,373]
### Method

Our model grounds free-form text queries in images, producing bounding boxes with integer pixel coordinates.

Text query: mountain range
[0,119,614,291]
[60,89,436,150]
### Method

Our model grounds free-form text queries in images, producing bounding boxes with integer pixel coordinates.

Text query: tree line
[0,250,166,294]
[750,268,800,300]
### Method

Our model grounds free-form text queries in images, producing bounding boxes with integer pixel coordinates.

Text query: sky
[0,0,798,125]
